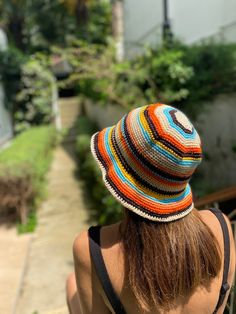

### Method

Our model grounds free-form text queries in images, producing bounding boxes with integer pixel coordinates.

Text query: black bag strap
[88,226,126,314]
[208,208,231,313]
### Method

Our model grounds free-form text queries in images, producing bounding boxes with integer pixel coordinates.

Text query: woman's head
[91,103,202,222]
[120,207,221,311]
[91,103,221,310]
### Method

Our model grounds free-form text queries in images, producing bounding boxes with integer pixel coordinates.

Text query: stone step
[59,97,81,129]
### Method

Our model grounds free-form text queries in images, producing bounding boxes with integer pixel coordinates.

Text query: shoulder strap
[88,226,126,314]
[208,208,231,313]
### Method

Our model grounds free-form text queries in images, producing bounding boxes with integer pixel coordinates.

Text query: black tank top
[88,208,231,314]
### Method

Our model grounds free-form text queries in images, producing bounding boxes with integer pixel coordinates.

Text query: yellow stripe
[107,127,182,200]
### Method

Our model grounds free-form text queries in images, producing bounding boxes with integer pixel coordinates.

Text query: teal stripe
[136,112,199,167]
[104,127,191,204]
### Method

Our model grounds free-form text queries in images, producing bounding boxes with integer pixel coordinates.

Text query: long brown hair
[120,208,222,312]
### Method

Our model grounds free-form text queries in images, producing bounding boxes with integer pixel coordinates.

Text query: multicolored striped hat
[91,103,202,222]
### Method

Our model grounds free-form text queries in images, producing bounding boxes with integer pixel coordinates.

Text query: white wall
[0,28,13,147]
[123,0,163,58]
[122,0,236,57]
[169,0,222,43]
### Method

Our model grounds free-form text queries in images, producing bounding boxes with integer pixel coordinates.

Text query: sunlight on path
[0,226,31,314]
[16,144,89,314]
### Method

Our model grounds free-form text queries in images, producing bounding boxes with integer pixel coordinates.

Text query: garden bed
[0,126,57,227]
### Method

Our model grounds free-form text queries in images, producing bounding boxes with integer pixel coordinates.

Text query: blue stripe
[135,112,198,167]
[104,128,191,204]
[120,116,187,184]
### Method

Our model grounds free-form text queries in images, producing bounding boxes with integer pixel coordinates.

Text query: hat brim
[90,127,194,222]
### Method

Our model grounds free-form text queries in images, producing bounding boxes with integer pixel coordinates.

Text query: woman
[66,103,236,314]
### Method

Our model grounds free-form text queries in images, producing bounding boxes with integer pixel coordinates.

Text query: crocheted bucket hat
[91,103,202,222]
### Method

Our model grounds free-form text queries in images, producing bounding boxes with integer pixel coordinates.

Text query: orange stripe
[97,129,193,215]
[148,104,202,154]
[125,110,195,178]
[116,121,187,189]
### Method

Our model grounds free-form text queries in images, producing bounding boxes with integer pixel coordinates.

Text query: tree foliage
[0,0,112,51]
[59,40,236,117]
[58,40,194,110]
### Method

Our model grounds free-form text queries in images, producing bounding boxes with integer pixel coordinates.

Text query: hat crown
[114,104,202,189]
[141,104,202,173]
[91,103,203,222]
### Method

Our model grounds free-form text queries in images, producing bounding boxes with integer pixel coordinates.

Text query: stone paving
[15,144,89,314]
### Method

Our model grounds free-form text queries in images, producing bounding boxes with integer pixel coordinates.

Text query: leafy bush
[76,115,97,135]
[14,54,54,134]
[0,126,57,226]
[77,0,112,45]
[75,116,122,224]
[61,41,236,119]
[17,210,37,234]
[60,43,193,110]
[179,42,236,116]
[0,48,55,134]
[0,47,25,111]
[0,0,111,52]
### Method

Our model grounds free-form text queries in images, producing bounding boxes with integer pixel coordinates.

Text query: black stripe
[93,133,192,219]
[122,115,191,182]
[144,108,202,159]
[169,109,194,134]
[111,128,185,196]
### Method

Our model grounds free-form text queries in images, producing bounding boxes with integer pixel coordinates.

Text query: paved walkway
[16,144,89,314]
[0,225,31,314]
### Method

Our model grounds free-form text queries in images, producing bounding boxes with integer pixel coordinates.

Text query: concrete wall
[0,85,13,147]
[0,28,13,147]
[195,94,236,190]
[122,0,236,57]
[85,94,236,191]
[84,100,127,129]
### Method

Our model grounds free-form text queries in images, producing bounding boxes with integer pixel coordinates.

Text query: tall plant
[14,54,54,133]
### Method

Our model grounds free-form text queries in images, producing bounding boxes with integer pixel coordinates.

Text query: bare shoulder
[198,209,236,273]
[73,230,90,272]
[198,209,234,233]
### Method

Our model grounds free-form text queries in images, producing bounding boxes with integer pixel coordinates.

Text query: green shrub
[75,118,122,224]
[76,116,97,136]
[0,126,57,227]
[178,42,236,116]
[14,54,54,134]
[0,47,25,111]
[61,43,193,110]
[62,41,236,120]
[0,48,56,134]
[17,210,37,234]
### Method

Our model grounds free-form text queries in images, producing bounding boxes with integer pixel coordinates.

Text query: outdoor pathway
[0,224,31,314]
[16,144,89,314]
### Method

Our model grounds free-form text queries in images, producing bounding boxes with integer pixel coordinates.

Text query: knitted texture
[90,103,202,222]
